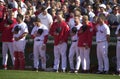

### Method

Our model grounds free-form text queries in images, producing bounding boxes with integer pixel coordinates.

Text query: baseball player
[68,15,82,73]
[77,15,94,73]
[12,14,28,70]
[49,10,70,72]
[96,13,110,74]
[115,25,120,75]
[1,11,17,70]
[31,17,48,71]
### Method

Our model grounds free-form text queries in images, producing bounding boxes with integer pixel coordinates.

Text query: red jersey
[87,22,94,47]
[1,18,17,42]
[78,22,94,47]
[49,21,70,45]
[0,5,6,19]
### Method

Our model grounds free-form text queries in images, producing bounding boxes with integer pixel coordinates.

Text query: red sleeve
[31,35,35,39]
[49,22,57,37]
[87,22,94,47]
[44,35,48,44]
[59,22,70,42]
[0,20,5,32]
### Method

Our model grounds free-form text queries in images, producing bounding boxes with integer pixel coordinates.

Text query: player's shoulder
[41,24,48,30]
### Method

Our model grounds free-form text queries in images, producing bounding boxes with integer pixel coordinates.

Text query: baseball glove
[81,25,88,32]
[0,18,3,22]
[71,27,77,34]
[37,29,43,35]
[55,27,62,33]
[118,28,120,33]
[14,25,21,33]
[113,21,119,26]
[6,18,13,25]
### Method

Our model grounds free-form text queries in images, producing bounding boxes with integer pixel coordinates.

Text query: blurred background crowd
[0,0,120,36]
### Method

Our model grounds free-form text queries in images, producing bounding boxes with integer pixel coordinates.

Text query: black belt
[36,39,42,41]
[117,39,120,41]
[72,40,77,42]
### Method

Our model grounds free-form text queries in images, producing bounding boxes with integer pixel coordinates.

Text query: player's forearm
[106,35,110,42]
[19,32,28,39]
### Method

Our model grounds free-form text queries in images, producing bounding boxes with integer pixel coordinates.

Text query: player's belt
[97,40,106,43]
[72,40,77,42]
[117,39,120,41]
[35,39,43,41]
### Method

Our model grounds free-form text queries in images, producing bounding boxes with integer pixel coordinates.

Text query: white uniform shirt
[96,24,110,42]
[13,22,28,41]
[68,17,83,28]
[68,18,75,28]
[38,13,53,30]
[31,24,48,43]
[71,23,82,41]
[115,25,120,40]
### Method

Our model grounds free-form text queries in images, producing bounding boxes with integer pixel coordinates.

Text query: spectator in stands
[38,5,53,30]
[16,0,27,15]
[107,5,120,36]
[24,14,34,34]
[86,4,95,22]
[61,4,70,22]
[98,4,109,16]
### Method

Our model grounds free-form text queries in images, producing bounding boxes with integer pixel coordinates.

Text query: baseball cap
[99,4,106,9]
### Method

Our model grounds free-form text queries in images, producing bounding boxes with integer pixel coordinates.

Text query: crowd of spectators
[0,0,119,35]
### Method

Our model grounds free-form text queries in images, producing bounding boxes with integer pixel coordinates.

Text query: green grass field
[0,70,120,79]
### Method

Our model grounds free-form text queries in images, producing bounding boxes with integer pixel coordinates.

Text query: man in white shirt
[38,6,53,30]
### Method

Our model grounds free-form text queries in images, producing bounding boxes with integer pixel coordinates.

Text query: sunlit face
[97,17,103,24]
[42,9,47,15]
[75,0,80,7]
[0,1,4,6]
[16,16,21,22]
[9,12,15,19]
[74,16,79,24]
[113,7,119,14]
[82,16,88,24]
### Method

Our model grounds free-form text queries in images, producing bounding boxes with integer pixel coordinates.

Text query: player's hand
[41,44,46,50]
[78,30,83,33]
[70,32,76,36]
[14,31,19,34]
[85,45,89,49]
[14,37,20,41]
[59,41,63,44]
[54,32,59,36]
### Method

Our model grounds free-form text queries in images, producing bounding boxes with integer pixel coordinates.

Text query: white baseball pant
[78,47,90,70]
[53,42,67,71]
[97,41,109,71]
[69,41,81,70]
[2,42,15,66]
[116,41,120,71]
[33,41,46,70]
